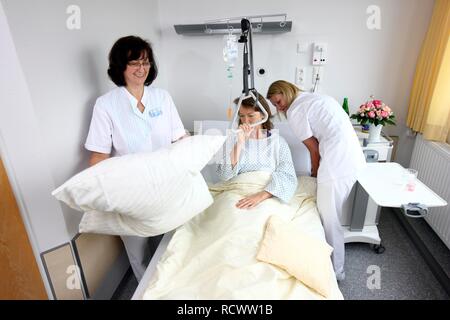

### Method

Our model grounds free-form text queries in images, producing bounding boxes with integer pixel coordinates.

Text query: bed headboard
[196,120,311,184]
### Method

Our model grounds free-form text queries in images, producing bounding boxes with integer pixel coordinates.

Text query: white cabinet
[354,124,393,162]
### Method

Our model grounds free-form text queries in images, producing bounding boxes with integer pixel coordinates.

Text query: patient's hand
[236,191,272,209]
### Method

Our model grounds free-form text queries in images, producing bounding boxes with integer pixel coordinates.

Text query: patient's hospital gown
[216,133,297,203]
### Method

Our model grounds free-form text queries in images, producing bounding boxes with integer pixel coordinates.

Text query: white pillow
[52,135,226,237]
[256,215,334,298]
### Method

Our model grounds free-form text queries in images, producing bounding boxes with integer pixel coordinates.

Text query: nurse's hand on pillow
[237,123,254,144]
[173,130,191,143]
[236,191,273,209]
[89,151,110,167]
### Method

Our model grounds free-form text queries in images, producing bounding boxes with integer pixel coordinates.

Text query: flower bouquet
[351,96,396,126]
[350,96,396,142]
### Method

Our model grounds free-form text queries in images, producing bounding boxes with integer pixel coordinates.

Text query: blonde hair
[266,80,301,108]
[233,92,273,131]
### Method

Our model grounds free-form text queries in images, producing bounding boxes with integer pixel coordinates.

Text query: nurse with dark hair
[85,35,187,281]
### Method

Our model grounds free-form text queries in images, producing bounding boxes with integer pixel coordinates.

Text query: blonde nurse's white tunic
[286,92,366,279]
[286,92,366,183]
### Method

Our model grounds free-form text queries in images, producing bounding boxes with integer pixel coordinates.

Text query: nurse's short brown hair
[107,35,158,87]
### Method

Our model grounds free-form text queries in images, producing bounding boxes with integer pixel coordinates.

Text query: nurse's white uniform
[286,92,366,279]
[85,86,185,281]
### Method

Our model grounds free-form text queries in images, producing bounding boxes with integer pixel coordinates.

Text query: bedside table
[343,162,447,253]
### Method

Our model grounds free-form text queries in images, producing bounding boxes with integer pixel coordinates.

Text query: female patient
[216,93,298,209]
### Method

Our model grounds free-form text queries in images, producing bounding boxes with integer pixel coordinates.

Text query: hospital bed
[132,120,344,300]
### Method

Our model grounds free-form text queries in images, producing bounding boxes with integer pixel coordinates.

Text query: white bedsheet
[142,171,344,300]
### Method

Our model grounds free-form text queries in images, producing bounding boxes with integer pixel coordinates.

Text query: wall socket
[295,66,306,85]
[312,42,328,65]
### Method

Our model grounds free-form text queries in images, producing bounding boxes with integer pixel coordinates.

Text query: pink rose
[381,111,388,118]
[368,111,375,118]
[373,100,382,108]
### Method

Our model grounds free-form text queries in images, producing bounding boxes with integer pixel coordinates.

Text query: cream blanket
[143,171,343,300]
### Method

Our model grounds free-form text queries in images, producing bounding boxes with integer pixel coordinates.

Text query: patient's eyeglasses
[128,60,151,69]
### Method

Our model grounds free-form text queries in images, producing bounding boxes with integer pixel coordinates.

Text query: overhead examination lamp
[230,18,269,132]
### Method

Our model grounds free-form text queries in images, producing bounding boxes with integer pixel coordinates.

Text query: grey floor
[339,209,449,299]
[112,208,450,300]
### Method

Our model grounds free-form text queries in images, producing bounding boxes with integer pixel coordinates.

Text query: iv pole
[231,18,269,132]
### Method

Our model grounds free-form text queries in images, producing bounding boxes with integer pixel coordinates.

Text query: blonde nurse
[267,80,366,281]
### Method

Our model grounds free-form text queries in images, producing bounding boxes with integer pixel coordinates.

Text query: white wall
[157,0,434,166]
[1,0,163,248]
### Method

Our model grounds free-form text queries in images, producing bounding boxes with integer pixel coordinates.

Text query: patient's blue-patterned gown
[216,132,298,203]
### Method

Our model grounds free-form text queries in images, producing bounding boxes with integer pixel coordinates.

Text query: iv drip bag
[223,34,238,67]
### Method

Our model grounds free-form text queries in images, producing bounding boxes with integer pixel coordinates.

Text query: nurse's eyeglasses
[128,60,151,69]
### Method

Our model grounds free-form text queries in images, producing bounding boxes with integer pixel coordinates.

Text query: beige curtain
[407,0,450,143]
